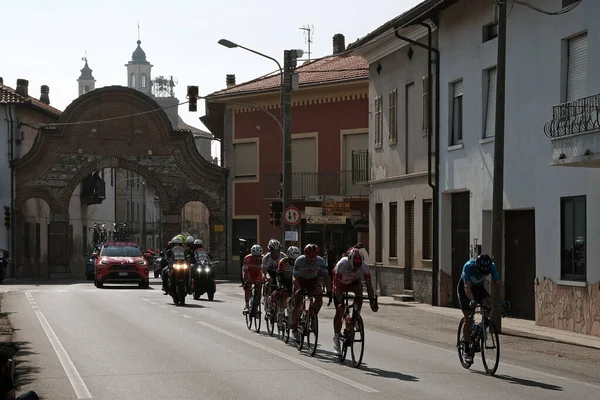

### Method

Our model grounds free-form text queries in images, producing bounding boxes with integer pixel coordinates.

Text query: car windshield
[100,246,142,257]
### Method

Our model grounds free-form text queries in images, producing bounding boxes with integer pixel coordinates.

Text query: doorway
[504,210,536,320]
[404,201,415,290]
[451,192,470,306]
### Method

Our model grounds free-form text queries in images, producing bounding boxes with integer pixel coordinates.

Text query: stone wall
[375,266,404,296]
[439,269,454,307]
[535,277,600,337]
[412,268,432,304]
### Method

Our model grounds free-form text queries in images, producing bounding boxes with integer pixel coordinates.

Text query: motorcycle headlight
[205,267,210,273]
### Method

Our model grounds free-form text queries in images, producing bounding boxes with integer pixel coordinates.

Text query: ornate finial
[82,50,88,63]
[137,22,140,41]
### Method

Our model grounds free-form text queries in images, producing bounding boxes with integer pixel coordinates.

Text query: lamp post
[218,39,304,245]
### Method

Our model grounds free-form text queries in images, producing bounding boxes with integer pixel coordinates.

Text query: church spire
[78,51,96,96]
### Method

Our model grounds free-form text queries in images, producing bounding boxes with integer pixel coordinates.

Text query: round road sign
[283,206,301,225]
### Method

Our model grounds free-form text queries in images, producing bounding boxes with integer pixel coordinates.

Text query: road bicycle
[275,289,293,343]
[457,303,507,375]
[242,281,264,333]
[263,281,278,336]
[338,292,377,368]
[295,289,320,356]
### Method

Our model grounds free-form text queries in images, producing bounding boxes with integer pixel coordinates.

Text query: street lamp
[218,39,304,245]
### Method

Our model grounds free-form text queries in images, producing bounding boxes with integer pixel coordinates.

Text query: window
[141,73,147,88]
[422,76,430,135]
[374,95,383,147]
[484,67,497,138]
[375,203,383,263]
[351,149,369,183]
[130,73,136,88]
[406,81,415,138]
[451,80,464,145]
[388,90,398,143]
[233,141,258,178]
[482,23,498,43]
[389,203,398,257]
[126,201,130,221]
[566,33,588,102]
[100,246,142,257]
[82,85,89,94]
[561,196,586,281]
[422,200,433,260]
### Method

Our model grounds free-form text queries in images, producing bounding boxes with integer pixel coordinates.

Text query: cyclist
[290,244,331,343]
[242,244,265,313]
[331,248,378,355]
[457,253,509,363]
[274,246,300,311]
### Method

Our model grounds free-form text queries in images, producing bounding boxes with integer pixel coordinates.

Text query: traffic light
[269,201,283,228]
[3,206,10,229]
[187,85,199,112]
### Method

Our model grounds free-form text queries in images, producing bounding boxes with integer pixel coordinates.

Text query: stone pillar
[48,213,70,275]
[162,213,182,247]
[209,213,226,273]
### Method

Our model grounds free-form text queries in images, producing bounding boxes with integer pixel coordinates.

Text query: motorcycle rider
[275,246,300,311]
[184,236,195,260]
[191,239,212,263]
[162,236,184,294]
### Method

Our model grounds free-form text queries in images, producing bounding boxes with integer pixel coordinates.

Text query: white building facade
[437,0,600,336]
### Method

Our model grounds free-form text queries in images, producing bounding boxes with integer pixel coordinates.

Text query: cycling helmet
[268,239,282,252]
[475,254,493,275]
[186,236,195,245]
[304,243,319,257]
[348,248,363,266]
[194,239,203,246]
[251,244,264,257]
[286,246,301,259]
[172,237,184,246]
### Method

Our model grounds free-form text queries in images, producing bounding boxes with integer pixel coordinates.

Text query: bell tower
[77,52,96,97]
[125,25,153,95]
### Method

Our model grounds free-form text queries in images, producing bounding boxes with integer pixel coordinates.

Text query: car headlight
[137,260,147,266]
[100,260,109,265]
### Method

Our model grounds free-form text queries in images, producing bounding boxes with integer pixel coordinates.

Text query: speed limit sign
[283,206,301,225]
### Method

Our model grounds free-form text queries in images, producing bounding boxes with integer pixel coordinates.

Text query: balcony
[263,170,369,199]
[544,94,600,167]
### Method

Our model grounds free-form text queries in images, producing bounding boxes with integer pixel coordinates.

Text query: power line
[513,0,582,15]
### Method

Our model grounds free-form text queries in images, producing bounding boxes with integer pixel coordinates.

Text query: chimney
[0,77,3,85]
[16,79,29,97]
[333,33,346,55]
[40,85,50,105]
[226,74,236,88]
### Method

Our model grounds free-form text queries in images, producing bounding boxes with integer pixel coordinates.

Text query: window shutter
[375,203,383,263]
[485,68,497,138]
[422,76,430,134]
[567,34,588,102]
[453,80,464,97]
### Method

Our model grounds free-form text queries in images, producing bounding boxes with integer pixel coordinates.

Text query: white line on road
[34,309,92,399]
[25,292,33,300]
[181,314,192,319]
[159,305,168,309]
[31,305,39,310]
[197,321,379,393]
[170,310,179,314]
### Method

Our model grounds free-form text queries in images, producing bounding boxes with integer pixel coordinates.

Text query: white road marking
[197,321,379,393]
[170,310,179,314]
[159,305,168,309]
[25,292,34,300]
[181,314,192,319]
[31,305,39,310]
[34,309,92,398]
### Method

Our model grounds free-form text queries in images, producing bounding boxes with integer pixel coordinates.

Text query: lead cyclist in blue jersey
[457,254,510,363]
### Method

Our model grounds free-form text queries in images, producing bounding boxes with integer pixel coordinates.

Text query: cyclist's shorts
[334,279,362,307]
[294,277,322,301]
[456,279,491,310]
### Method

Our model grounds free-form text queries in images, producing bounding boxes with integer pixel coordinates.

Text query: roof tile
[209,55,368,97]
[0,83,62,116]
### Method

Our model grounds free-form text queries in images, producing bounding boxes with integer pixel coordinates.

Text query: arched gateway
[14,86,227,274]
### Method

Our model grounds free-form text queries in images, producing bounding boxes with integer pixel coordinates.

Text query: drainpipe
[394,19,440,306]
[5,105,16,278]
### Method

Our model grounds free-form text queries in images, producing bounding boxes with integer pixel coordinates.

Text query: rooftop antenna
[300,24,314,61]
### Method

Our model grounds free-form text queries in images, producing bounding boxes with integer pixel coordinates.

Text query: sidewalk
[377,296,600,349]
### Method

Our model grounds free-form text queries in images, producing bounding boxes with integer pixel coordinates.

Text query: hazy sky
[1,0,421,159]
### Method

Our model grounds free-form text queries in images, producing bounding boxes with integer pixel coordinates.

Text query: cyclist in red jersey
[242,244,265,312]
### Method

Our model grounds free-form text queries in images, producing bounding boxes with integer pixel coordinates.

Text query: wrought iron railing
[263,170,370,199]
[544,94,600,138]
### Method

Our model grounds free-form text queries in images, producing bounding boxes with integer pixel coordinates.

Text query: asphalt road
[2,279,599,400]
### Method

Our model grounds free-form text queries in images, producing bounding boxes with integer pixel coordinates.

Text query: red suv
[94,242,149,288]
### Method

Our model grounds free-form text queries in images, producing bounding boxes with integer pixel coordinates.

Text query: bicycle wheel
[481,319,500,375]
[349,313,365,368]
[245,300,253,331]
[296,313,305,351]
[253,303,262,333]
[306,310,319,357]
[456,318,472,369]
[265,299,275,336]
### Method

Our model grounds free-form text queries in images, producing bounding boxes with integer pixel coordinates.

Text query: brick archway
[14,86,227,274]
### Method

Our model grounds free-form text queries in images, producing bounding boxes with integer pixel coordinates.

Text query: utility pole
[281,50,293,245]
[141,181,146,249]
[491,0,507,333]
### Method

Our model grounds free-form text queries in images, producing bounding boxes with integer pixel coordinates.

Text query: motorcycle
[154,252,167,278]
[192,259,218,301]
[168,248,191,306]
